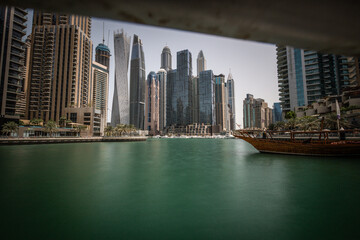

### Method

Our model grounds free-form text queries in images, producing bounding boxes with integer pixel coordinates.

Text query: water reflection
[0,140,360,239]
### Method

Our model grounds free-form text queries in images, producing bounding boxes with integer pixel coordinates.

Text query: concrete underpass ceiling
[3,0,360,56]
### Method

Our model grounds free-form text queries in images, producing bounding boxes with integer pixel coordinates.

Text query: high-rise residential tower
[27,12,93,125]
[214,74,230,132]
[111,30,131,126]
[0,7,27,125]
[161,46,172,71]
[243,94,272,129]
[145,72,159,135]
[197,50,206,76]
[272,102,282,123]
[198,70,215,125]
[277,45,356,113]
[157,69,167,132]
[92,62,109,135]
[166,69,176,127]
[192,76,199,124]
[129,34,145,129]
[277,46,307,112]
[95,43,110,70]
[227,73,236,131]
[172,49,192,126]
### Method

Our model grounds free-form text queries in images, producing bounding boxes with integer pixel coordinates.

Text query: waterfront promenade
[0,136,147,145]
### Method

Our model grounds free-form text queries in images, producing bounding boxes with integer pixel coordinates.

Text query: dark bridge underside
[3,0,360,56]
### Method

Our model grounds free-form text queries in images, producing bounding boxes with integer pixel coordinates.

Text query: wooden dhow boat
[234,130,360,156]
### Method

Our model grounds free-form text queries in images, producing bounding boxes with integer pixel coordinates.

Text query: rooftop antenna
[102,22,105,44]
[107,30,110,46]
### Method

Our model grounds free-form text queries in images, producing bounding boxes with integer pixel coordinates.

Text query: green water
[1,139,360,239]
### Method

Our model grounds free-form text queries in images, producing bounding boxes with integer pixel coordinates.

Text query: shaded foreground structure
[2,0,360,56]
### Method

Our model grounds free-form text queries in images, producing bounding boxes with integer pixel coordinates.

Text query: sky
[27,11,280,127]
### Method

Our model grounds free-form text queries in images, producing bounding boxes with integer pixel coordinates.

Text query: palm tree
[75,125,88,136]
[115,124,125,136]
[44,120,58,137]
[127,124,137,135]
[297,116,320,131]
[59,116,67,128]
[104,126,114,136]
[274,121,285,130]
[1,121,19,137]
[285,118,298,130]
[30,118,43,126]
[323,112,350,130]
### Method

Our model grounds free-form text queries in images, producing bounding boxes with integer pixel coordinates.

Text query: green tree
[104,126,114,136]
[59,116,67,128]
[44,120,58,137]
[72,125,87,136]
[1,121,19,136]
[285,111,296,120]
[30,118,43,126]
[274,121,285,130]
[268,123,275,131]
[297,116,320,131]
[115,124,125,136]
[323,112,350,130]
[285,118,298,130]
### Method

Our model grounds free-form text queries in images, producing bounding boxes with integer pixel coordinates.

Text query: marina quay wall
[0,137,147,145]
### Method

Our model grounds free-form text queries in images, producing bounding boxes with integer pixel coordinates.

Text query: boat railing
[235,129,360,143]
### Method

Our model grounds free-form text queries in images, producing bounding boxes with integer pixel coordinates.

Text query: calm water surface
[1,139,360,239]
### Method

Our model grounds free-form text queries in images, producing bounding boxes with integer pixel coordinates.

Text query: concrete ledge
[0,137,147,145]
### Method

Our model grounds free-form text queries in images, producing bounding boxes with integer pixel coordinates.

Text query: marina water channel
[1,138,360,239]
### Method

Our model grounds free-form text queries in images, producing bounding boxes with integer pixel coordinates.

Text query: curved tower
[111,30,131,126]
[129,34,145,129]
[161,46,172,71]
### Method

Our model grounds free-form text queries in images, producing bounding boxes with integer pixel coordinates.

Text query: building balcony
[14,11,27,21]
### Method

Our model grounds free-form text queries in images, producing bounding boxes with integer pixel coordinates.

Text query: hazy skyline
[92,17,279,127]
[26,11,279,127]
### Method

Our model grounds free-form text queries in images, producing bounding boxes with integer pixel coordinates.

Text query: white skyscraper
[111,30,131,126]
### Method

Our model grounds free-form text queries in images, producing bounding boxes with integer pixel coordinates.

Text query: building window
[70,113,77,123]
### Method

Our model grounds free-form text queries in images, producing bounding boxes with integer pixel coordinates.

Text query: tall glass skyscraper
[192,76,199,124]
[161,46,172,71]
[277,45,354,113]
[157,69,167,132]
[272,102,282,123]
[214,74,230,131]
[197,50,206,76]
[198,70,215,125]
[129,34,145,129]
[173,50,192,126]
[166,69,176,127]
[111,30,131,126]
[227,73,236,130]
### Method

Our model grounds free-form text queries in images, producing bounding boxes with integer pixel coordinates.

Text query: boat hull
[235,136,360,157]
